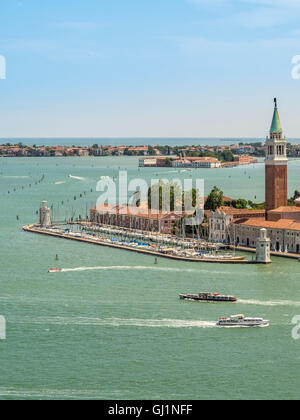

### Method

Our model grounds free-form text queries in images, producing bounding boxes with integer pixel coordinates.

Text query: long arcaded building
[90,202,187,234]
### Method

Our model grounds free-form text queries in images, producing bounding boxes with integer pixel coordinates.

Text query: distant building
[230,213,300,252]
[230,145,255,154]
[234,155,258,165]
[139,158,160,167]
[139,155,258,169]
[127,146,149,155]
[208,207,265,244]
[138,156,178,167]
[172,157,221,168]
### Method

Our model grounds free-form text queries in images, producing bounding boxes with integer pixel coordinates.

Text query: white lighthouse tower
[256,228,272,264]
[40,201,51,227]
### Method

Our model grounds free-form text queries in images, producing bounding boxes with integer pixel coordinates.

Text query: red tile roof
[91,202,191,220]
[234,217,300,231]
[269,206,300,213]
[216,206,265,216]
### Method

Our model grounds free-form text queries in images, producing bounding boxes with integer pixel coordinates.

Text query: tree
[288,190,300,205]
[217,150,235,163]
[148,181,182,211]
[147,181,197,212]
[248,200,265,210]
[182,188,199,211]
[293,190,300,200]
[204,186,224,211]
[225,198,248,209]
[165,158,171,166]
[148,146,156,155]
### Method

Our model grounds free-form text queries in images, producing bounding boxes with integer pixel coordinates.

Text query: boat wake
[53,181,66,185]
[13,316,216,329]
[2,176,30,179]
[68,175,87,181]
[54,265,232,275]
[239,299,300,308]
[0,387,108,400]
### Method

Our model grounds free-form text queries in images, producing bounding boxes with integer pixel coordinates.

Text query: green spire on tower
[270,98,282,134]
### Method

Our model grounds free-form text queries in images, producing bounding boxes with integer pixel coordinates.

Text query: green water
[1,156,300,400]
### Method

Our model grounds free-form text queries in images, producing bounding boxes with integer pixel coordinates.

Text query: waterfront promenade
[230,245,300,260]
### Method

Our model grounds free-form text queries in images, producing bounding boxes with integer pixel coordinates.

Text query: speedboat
[217,314,269,327]
[48,268,62,273]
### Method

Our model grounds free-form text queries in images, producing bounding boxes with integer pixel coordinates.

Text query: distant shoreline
[1,141,300,160]
[1,137,300,148]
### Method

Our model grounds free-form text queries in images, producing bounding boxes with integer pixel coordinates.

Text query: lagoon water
[1,154,300,400]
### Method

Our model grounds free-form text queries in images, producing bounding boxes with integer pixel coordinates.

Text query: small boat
[48,268,62,273]
[217,314,269,327]
[180,293,237,302]
[200,254,245,261]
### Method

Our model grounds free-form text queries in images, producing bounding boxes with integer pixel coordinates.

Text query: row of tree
[204,186,265,211]
[133,183,300,214]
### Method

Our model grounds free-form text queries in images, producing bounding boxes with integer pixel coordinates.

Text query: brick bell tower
[265,98,288,220]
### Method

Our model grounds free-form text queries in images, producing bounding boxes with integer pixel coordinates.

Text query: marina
[23,223,251,264]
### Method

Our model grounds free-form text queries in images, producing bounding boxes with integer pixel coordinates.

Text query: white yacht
[217,314,269,327]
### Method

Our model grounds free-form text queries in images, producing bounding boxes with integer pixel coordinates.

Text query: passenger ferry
[217,314,269,327]
[180,293,237,302]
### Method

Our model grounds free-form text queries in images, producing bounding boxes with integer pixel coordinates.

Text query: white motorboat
[217,314,269,327]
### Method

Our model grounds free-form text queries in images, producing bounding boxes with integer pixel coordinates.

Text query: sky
[1,0,300,138]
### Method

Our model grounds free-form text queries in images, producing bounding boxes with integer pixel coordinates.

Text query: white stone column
[40,201,51,227]
[256,228,272,264]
